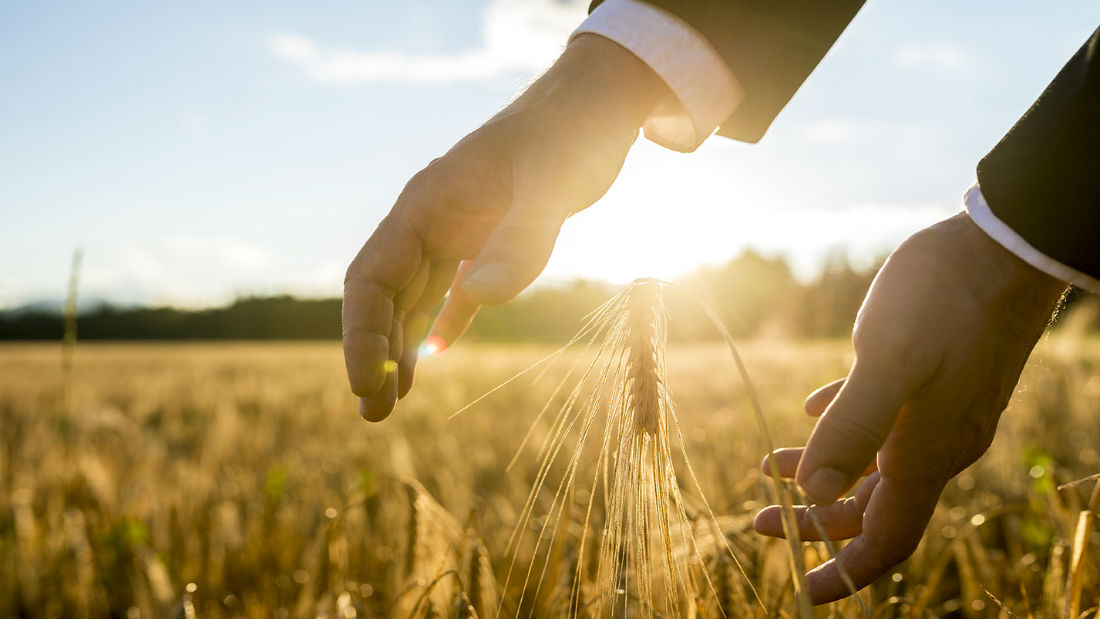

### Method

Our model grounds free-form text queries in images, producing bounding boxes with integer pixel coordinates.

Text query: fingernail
[804,467,849,504]
[463,263,515,297]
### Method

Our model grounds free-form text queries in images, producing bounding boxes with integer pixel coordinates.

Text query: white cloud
[60,238,355,307]
[803,120,861,144]
[79,238,277,306]
[271,0,587,85]
[122,238,273,276]
[893,42,977,71]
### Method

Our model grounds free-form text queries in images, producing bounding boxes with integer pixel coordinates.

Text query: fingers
[359,369,399,422]
[805,378,845,417]
[762,448,807,478]
[796,362,919,505]
[805,475,942,604]
[761,448,876,479]
[397,311,429,399]
[396,260,460,399]
[753,472,880,540]
[394,260,431,317]
[752,472,941,604]
[343,215,423,400]
[358,314,403,421]
[460,206,564,305]
[428,261,482,348]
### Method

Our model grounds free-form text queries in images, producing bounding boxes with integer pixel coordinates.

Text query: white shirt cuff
[571,0,744,153]
[964,182,1099,292]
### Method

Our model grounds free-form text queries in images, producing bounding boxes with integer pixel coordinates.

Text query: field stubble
[0,332,1096,618]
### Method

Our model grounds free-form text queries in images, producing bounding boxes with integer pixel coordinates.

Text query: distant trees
[0,296,343,340]
[785,250,880,339]
[4,250,1092,342]
[464,279,619,343]
[0,253,884,342]
[675,249,801,340]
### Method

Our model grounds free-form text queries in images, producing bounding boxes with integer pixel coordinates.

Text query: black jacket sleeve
[587,3,1098,278]
[589,0,865,143]
[976,28,1100,282]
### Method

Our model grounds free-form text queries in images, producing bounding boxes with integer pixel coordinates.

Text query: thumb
[461,205,563,305]
[795,361,918,504]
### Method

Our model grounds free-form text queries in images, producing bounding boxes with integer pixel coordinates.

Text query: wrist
[567,34,667,125]
[513,33,667,130]
[954,213,1067,308]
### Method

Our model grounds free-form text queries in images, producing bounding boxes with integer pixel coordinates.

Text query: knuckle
[944,419,996,475]
[488,219,557,258]
[851,320,912,363]
[823,413,888,456]
[868,536,917,568]
[494,221,539,246]
[343,261,360,288]
[408,158,446,187]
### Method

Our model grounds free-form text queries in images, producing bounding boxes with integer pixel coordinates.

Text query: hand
[342,35,666,421]
[753,212,1066,603]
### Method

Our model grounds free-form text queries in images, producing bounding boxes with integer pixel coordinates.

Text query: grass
[0,327,1096,618]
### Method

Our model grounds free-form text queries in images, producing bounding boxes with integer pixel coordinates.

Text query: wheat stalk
[473,279,763,619]
[452,278,883,618]
[1062,475,1099,619]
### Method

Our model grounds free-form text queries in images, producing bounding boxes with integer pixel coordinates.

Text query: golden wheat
[0,318,1095,618]
[478,280,766,619]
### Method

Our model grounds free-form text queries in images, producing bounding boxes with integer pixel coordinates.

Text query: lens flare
[419,334,447,356]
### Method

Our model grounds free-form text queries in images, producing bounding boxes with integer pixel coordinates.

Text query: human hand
[342,35,666,421]
[753,212,1066,603]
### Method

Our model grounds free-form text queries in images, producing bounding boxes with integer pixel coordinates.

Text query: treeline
[2,250,1093,342]
[0,296,344,340]
[467,250,881,342]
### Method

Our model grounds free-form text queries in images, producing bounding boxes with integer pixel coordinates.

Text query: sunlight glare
[419,334,447,357]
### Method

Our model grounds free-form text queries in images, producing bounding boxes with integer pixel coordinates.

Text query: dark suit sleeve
[589,0,865,143]
[976,28,1100,282]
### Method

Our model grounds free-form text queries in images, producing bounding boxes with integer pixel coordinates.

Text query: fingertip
[761,447,803,478]
[760,451,776,476]
[805,378,845,417]
[421,332,449,356]
[760,454,775,477]
[806,561,851,605]
[359,397,391,422]
[752,505,785,537]
[359,372,399,422]
[754,511,785,538]
[397,356,417,399]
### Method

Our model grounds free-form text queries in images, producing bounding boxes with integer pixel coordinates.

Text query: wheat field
[0,329,1097,618]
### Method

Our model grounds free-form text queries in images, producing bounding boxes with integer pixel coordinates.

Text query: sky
[1,1,1096,308]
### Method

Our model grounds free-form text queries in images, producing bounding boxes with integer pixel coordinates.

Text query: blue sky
[1,1,1095,307]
